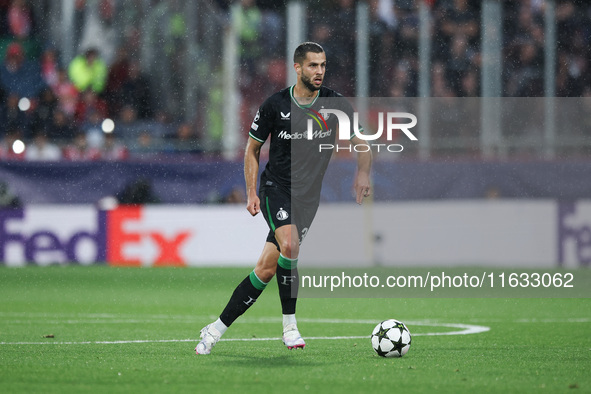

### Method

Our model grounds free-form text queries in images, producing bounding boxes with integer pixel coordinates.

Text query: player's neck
[292,82,319,105]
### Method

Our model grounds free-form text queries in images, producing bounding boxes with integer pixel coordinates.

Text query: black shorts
[259,184,319,249]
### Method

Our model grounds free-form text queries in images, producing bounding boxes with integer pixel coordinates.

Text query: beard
[301,73,321,91]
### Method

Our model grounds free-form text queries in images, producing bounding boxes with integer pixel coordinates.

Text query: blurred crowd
[0,0,590,162]
[233,0,591,98]
[0,0,202,161]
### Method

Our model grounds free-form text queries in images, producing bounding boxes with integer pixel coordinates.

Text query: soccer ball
[371,319,411,358]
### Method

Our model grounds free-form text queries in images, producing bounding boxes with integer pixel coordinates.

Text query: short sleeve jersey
[249,85,358,204]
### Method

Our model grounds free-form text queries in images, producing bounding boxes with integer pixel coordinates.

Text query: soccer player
[196,42,372,355]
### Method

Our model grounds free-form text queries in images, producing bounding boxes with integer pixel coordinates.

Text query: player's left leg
[274,224,305,349]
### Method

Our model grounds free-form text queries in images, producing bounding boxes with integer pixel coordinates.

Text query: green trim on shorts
[249,270,268,291]
[278,254,298,270]
[265,196,276,232]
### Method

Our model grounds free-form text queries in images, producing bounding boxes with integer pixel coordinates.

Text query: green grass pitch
[0,266,589,393]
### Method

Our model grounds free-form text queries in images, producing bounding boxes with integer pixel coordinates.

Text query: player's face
[298,51,326,92]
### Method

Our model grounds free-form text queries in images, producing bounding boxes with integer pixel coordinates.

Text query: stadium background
[0,0,590,268]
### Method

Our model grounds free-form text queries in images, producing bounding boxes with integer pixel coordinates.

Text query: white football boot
[282,323,305,350]
[195,323,222,355]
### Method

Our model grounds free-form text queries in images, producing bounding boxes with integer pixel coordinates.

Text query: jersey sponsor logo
[276,208,289,221]
[278,129,332,140]
[254,110,260,122]
[280,111,290,120]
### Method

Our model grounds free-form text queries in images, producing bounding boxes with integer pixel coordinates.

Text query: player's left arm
[350,135,372,204]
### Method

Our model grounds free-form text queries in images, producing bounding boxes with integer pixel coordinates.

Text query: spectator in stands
[62,132,100,161]
[73,0,87,51]
[367,0,397,96]
[0,92,30,137]
[446,34,473,96]
[0,129,25,160]
[511,3,544,43]
[556,30,589,97]
[165,122,201,154]
[80,108,105,149]
[114,105,156,144]
[431,61,455,97]
[100,132,128,161]
[68,48,108,94]
[259,2,283,54]
[503,2,544,97]
[555,0,577,54]
[395,1,420,58]
[234,0,262,72]
[120,60,153,119]
[52,69,79,117]
[388,60,416,97]
[333,0,356,54]
[0,83,5,109]
[0,0,11,37]
[310,23,353,96]
[46,108,78,142]
[104,46,130,115]
[40,47,60,89]
[437,0,479,45]
[30,87,57,137]
[506,40,543,97]
[7,0,35,39]
[459,68,479,97]
[24,131,62,161]
[74,89,108,125]
[0,42,46,99]
[128,130,159,159]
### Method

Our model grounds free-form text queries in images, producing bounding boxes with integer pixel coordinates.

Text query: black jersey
[249,85,357,204]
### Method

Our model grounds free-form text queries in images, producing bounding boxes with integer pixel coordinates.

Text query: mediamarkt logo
[307,110,418,153]
[279,129,332,140]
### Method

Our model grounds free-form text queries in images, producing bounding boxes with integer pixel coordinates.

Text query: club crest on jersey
[281,111,290,120]
[276,208,289,221]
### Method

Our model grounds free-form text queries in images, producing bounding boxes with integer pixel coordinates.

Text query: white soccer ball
[371,319,412,358]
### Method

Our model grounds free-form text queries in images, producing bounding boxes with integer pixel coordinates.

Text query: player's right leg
[258,185,306,349]
[195,242,279,355]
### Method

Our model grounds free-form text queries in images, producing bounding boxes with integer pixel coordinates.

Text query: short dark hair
[293,42,324,64]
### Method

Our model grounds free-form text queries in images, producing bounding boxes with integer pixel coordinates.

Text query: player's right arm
[245,99,273,216]
[244,136,263,216]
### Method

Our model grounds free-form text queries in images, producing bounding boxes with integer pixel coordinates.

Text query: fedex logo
[0,207,192,266]
[0,209,106,265]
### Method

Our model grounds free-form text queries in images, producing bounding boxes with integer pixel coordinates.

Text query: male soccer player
[196,42,372,355]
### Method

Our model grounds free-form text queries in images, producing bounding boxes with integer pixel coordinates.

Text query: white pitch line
[0,320,490,345]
